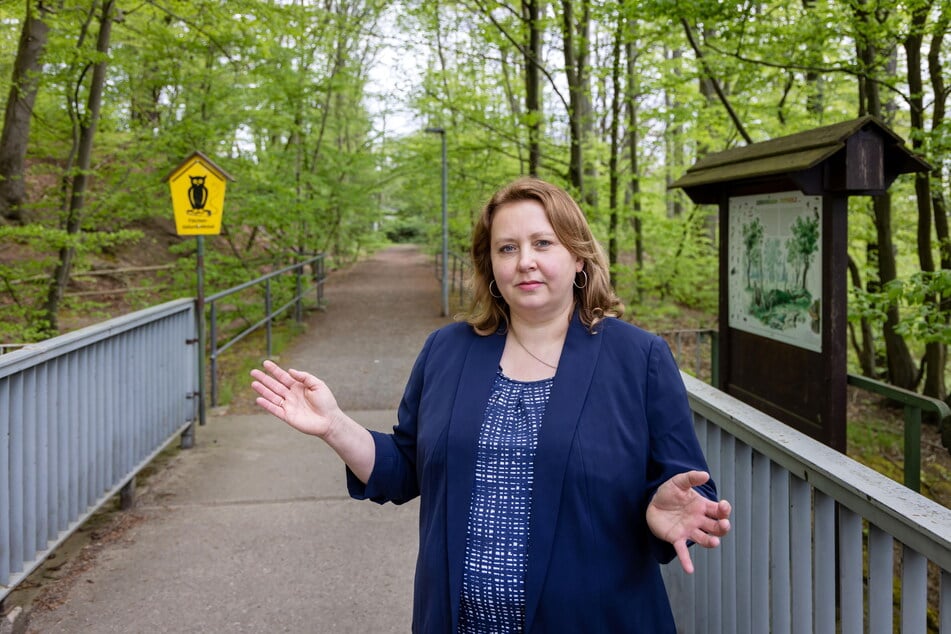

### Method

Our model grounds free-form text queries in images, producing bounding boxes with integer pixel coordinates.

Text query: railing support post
[209,302,218,408]
[904,406,922,492]
[120,478,135,510]
[265,278,273,357]
[318,257,325,305]
[846,373,948,493]
[295,263,303,323]
[180,422,194,449]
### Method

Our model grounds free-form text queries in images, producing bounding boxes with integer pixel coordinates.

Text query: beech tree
[41,1,116,333]
[0,0,51,224]
[904,0,949,400]
[1,0,949,407]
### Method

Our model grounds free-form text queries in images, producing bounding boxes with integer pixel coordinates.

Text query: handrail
[0,299,198,603]
[687,374,951,570]
[206,254,326,409]
[671,373,951,633]
[846,372,951,492]
[205,258,322,304]
[661,328,950,493]
[434,250,469,309]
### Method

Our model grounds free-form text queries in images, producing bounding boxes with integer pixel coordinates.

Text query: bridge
[2,245,950,633]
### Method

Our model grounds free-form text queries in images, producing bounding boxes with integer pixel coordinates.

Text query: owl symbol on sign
[187,175,209,216]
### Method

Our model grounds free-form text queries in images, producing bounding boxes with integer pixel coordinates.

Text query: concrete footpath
[22,245,451,633]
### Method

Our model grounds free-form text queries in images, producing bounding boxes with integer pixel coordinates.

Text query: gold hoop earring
[489,280,503,299]
[574,270,588,289]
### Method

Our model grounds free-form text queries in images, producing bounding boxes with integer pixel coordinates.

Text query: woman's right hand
[250,359,342,439]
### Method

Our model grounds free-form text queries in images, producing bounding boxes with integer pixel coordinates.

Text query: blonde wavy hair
[465,177,623,335]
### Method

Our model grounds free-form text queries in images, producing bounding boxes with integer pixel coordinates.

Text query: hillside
[2,216,949,510]
[2,215,215,336]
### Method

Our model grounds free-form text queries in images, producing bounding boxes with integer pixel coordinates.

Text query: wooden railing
[666,373,951,633]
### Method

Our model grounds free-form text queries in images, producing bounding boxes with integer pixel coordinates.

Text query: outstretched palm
[250,360,342,438]
[646,470,732,574]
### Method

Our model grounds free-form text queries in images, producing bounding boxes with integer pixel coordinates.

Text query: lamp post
[425,127,449,317]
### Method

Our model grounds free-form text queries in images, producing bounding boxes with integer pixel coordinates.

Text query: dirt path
[285,244,452,410]
[226,244,453,413]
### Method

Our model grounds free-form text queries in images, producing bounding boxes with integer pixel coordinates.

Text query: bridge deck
[11,244,951,632]
[23,245,450,633]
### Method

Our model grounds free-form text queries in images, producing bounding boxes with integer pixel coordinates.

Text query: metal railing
[658,328,718,386]
[847,372,951,492]
[3,283,948,628]
[434,250,469,310]
[667,373,951,634]
[206,254,326,407]
[0,299,198,603]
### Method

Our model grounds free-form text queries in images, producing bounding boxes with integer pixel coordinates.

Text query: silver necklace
[509,329,558,370]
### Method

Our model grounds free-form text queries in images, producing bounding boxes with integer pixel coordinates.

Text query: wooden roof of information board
[671,115,930,202]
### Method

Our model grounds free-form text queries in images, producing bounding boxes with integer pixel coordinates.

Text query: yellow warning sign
[166,151,234,236]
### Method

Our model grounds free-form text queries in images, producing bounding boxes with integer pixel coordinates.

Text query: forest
[0,0,949,405]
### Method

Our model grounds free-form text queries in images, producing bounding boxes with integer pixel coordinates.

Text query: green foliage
[848,284,888,325]
[384,213,428,243]
[0,224,142,252]
[885,272,951,344]
[620,208,719,315]
[0,0,946,403]
[0,0,394,340]
[848,269,951,369]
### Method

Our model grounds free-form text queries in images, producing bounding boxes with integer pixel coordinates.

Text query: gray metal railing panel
[944,570,951,632]
[666,372,951,633]
[206,253,326,408]
[0,298,197,601]
[868,524,893,633]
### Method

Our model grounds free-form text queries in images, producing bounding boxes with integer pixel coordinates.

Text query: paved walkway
[23,245,451,633]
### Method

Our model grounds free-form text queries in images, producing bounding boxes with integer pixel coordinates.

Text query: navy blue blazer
[348,314,716,633]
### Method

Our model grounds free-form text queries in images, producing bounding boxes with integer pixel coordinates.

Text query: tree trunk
[905,1,946,400]
[927,3,950,407]
[523,0,541,176]
[42,0,115,333]
[606,16,622,288]
[560,0,593,199]
[664,46,684,219]
[625,38,643,283]
[929,7,950,268]
[869,189,918,389]
[874,194,918,388]
[854,0,917,388]
[801,0,824,115]
[0,1,51,224]
[847,255,877,377]
[680,18,752,144]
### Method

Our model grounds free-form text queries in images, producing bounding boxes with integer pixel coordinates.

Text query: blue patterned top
[458,370,554,633]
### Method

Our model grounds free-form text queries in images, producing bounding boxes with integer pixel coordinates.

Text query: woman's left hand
[646,470,732,574]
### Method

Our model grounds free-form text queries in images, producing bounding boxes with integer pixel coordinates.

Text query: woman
[251,177,732,633]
